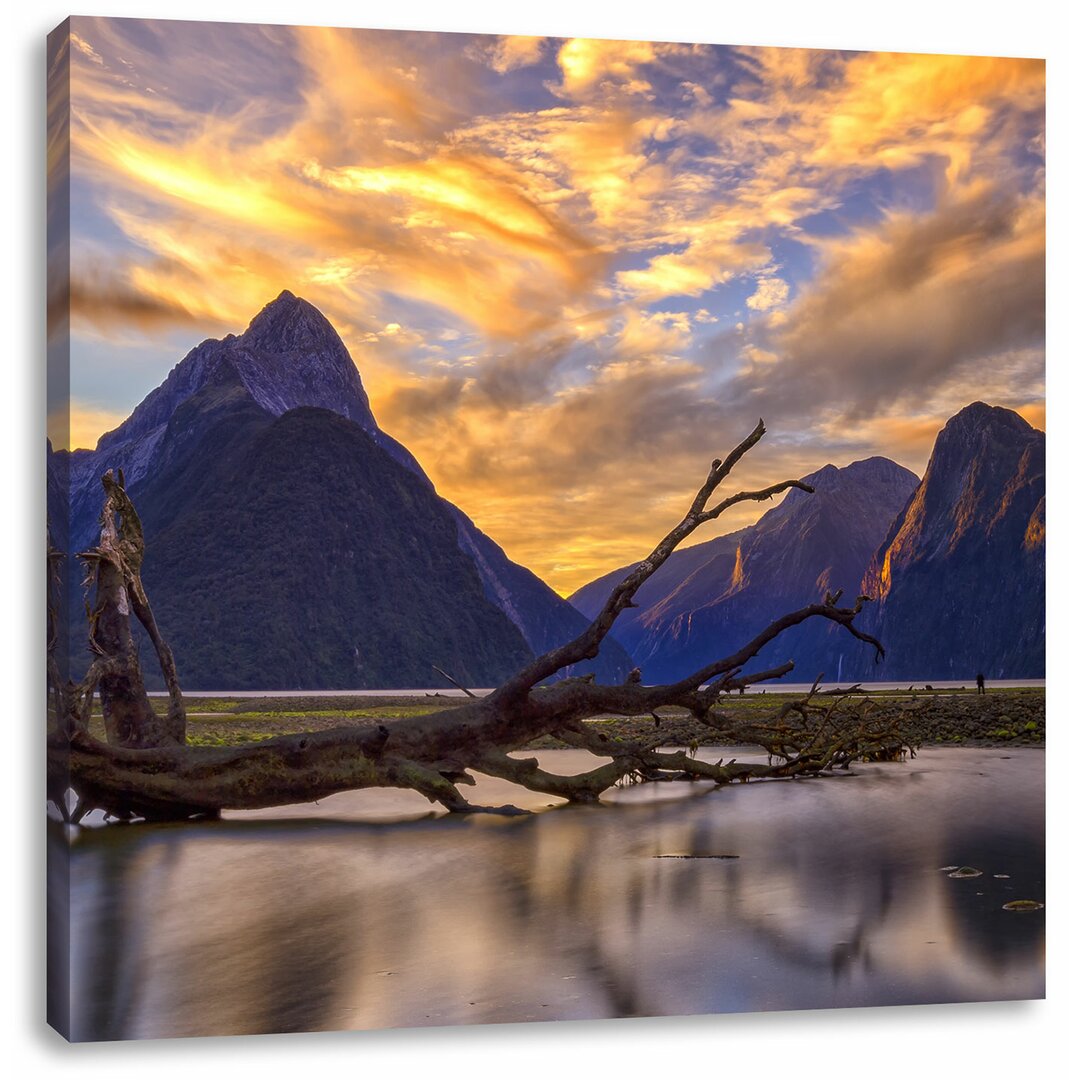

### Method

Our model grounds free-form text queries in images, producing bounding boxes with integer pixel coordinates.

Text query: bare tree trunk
[75,470,186,750]
[48,423,908,824]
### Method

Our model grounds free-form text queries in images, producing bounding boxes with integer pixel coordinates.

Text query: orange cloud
[67,404,130,452]
[616,220,770,302]
[66,27,611,346]
[805,52,1044,178]
[303,152,592,278]
[556,38,658,97]
[1016,402,1045,432]
[483,36,547,74]
[59,23,1044,592]
[720,47,1044,190]
[761,183,1045,415]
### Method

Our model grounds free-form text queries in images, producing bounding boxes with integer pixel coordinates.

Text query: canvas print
[46,17,1045,1042]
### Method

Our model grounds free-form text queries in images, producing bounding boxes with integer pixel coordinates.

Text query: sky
[50,17,1045,595]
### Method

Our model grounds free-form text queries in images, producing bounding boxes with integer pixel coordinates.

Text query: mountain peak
[845,454,913,475]
[945,401,1035,438]
[78,291,377,486]
[921,404,1042,499]
[242,289,342,354]
[793,457,917,500]
[856,401,1044,679]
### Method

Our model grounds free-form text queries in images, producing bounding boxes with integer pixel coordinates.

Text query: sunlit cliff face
[51,21,1044,594]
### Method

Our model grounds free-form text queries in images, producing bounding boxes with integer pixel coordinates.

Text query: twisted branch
[49,420,904,822]
[492,420,815,701]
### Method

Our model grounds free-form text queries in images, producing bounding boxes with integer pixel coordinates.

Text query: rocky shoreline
[138,687,1044,750]
[525,689,1046,750]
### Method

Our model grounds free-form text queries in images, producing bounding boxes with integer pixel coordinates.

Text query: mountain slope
[852,402,1045,680]
[121,364,534,689]
[572,457,919,683]
[569,528,751,643]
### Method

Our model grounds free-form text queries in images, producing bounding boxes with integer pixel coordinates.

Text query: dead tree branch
[492,419,818,702]
[431,664,478,697]
[48,421,904,823]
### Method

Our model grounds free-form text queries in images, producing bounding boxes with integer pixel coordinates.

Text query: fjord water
[60,747,1044,1040]
[148,679,1045,697]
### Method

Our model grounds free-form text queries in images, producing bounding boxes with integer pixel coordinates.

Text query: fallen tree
[47,420,914,823]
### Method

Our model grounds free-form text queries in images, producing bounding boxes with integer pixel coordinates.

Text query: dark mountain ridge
[570,456,919,684]
[54,292,1043,687]
[56,291,632,687]
[128,368,533,688]
[850,402,1045,680]
[572,403,1045,683]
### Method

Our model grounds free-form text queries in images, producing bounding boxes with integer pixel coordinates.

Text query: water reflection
[57,748,1044,1040]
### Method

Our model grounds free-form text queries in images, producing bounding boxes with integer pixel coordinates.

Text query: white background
[3,1,1077,1076]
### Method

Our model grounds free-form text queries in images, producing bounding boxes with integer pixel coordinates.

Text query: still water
[149,680,1045,697]
[57,747,1045,1041]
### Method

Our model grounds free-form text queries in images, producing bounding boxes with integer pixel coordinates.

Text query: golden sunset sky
[50,18,1045,594]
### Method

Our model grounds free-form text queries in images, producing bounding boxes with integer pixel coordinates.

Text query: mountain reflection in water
[56,747,1044,1041]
